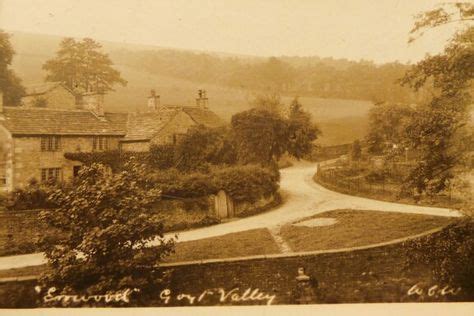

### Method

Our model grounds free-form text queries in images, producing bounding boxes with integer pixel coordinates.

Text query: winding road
[0,161,462,270]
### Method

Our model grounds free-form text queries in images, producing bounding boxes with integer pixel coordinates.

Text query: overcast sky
[0,0,464,63]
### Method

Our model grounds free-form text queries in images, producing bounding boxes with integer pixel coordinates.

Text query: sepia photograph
[0,0,473,314]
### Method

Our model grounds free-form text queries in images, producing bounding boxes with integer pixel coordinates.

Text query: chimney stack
[196,89,208,109]
[83,92,105,118]
[147,89,160,111]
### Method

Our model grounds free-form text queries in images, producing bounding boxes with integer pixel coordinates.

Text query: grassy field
[165,228,280,263]
[280,209,455,252]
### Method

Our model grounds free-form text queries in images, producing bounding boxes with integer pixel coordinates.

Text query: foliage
[400,6,473,196]
[232,108,289,164]
[37,162,175,301]
[64,150,149,172]
[212,164,280,203]
[408,2,474,43]
[0,30,25,106]
[365,102,415,155]
[286,98,321,159]
[111,49,415,103]
[43,37,127,93]
[404,218,474,295]
[148,164,279,203]
[173,125,237,171]
[7,179,56,211]
[148,143,175,169]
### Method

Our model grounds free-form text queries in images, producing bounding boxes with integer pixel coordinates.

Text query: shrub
[37,161,175,305]
[148,143,175,169]
[148,164,280,203]
[404,218,474,296]
[64,150,149,172]
[7,179,56,211]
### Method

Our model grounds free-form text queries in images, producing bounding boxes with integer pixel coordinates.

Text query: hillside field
[9,31,373,145]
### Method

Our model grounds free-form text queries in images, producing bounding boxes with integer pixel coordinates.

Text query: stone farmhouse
[21,82,77,109]
[0,89,224,192]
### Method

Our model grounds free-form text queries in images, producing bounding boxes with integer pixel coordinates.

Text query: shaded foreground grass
[165,228,281,263]
[281,209,455,252]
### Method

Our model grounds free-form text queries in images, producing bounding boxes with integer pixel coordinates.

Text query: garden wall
[1,230,471,307]
[0,192,279,256]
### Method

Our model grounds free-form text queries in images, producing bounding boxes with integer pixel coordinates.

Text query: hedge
[149,164,280,203]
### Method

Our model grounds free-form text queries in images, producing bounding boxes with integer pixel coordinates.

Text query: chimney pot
[148,90,160,111]
[196,89,208,109]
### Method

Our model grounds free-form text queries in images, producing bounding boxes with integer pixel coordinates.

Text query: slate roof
[179,106,225,128]
[123,109,180,141]
[0,107,128,136]
[0,104,225,139]
[123,106,225,141]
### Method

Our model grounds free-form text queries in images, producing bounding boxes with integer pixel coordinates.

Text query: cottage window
[41,168,62,183]
[41,136,61,151]
[93,136,109,151]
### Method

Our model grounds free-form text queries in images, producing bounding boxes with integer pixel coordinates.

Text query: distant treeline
[111,49,423,103]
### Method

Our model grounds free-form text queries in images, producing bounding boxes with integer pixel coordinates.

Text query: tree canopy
[0,30,25,106]
[43,37,127,93]
[400,2,473,195]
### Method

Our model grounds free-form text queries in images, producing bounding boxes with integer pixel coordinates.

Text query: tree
[173,125,237,171]
[286,98,320,159]
[366,102,415,155]
[231,108,289,164]
[0,30,25,106]
[43,38,127,93]
[38,161,174,304]
[250,92,284,114]
[400,2,473,196]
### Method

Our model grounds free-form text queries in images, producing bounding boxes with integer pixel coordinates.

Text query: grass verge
[165,228,281,263]
[280,209,456,252]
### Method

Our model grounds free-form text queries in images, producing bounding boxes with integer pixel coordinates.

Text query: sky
[0,0,466,63]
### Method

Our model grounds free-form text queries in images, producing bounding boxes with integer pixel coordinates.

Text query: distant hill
[7,31,373,145]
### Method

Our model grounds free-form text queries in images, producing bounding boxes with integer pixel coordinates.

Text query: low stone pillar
[293,267,317,304]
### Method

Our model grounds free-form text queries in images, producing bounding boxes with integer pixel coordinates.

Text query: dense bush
[404,218,474,296]
[64,150,149,172]
[148,164,279,203]
[6,179,56,211]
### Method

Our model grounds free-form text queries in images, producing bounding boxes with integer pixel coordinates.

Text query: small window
[41,136,61,152]
[41,168,62,183]
[93,136,109,151]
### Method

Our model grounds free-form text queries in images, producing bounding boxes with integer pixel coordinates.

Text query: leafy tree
[366,102,415,155]
[250,92,284,114]
[400,2,473,196]
[38,161,174,303]
[43,38,127,93]
[231,108,289,164]
[0,30,25,106]
[286,98,320,159]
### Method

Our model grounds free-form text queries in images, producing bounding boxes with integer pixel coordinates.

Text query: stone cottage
[0,90,224,192]
[21,82,77,109]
